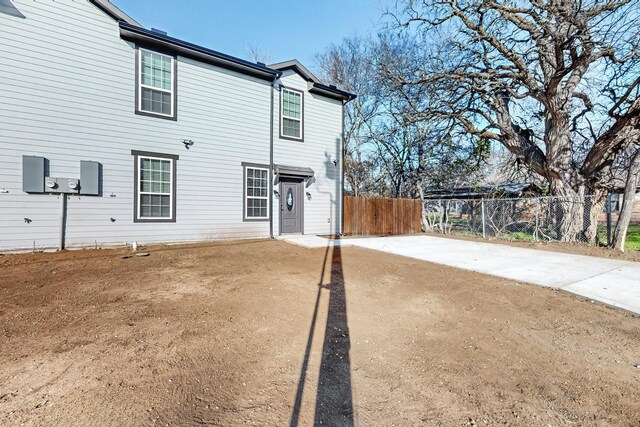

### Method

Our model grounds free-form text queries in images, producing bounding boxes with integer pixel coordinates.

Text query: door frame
[279,178,304,235]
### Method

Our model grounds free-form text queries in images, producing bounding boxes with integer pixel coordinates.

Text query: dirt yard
[1,240,639,426]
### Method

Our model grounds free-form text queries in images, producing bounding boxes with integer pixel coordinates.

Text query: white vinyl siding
[281,88,302,139]
[0,1,343,250]
[139,49,174,117]
[273,70,344,236]
[138,156,173,220]
[0,0,275,250]
[245,167,269,219]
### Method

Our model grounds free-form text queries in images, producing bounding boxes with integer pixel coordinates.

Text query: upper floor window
[137,49,176,119]
[280,88,303,141]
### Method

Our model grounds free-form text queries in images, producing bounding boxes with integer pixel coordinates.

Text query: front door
[280,179,303,234]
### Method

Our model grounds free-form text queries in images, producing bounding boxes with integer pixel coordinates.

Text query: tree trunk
[545,108,589,242]
[548,181,583,242]
[584,193,605,244]
[416,182,430,232]
[547,180,603,243]
[612,149,640,252]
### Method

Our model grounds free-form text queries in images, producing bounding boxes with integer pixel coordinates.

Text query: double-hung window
[137,48,176,119]
[244,166,269,220]
[280,88,303,140]
[132,151,178,222]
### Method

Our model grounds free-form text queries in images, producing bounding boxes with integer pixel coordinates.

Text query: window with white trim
[138,49,175,118]
[280,88,303,140]
[245,167,269,220]
[135,154,175,221]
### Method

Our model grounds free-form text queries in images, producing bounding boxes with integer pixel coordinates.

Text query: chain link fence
[424,195,639,246]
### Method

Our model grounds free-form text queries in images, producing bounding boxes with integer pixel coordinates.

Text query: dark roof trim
[89,0,140,26]
[119,22,282,82]
[269,60,321,83]
[308,82,357,102]
[0,0,25,18]
[270,59,357,101]
[274,164,315,178]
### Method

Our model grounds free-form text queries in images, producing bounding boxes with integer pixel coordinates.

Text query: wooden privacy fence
[343,196,422,236]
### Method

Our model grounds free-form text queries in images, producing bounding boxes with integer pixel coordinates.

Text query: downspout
[269,76,278,239]
[59,194,67,250]
[340,101,345,236]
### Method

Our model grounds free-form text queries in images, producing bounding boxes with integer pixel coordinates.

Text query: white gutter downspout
[59,194,66,250]
[341,100,345,236]
[269,75,279,239]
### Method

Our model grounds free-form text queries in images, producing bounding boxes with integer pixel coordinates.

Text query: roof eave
[269,60,321,83]
[89,0,140,26]
[308,82,357,102]
[119,22,281,82]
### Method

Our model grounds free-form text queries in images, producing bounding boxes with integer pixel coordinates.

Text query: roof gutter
[308,82,357,103]
[119,22,282,82]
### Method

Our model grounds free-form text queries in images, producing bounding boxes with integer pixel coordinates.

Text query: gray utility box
[22,155,45,193]
[80,160,100,195]
[23,156,101,195]
[45,177,79,194]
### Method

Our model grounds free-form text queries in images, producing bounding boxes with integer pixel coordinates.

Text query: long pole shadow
[289,244,354,426]
[314,245,353,425]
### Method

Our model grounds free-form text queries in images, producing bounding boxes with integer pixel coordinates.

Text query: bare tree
[612,146,640,251]
[317,35,488,199]
[245,43,272,64]
[317,37,385,196]
[390,0,640,241]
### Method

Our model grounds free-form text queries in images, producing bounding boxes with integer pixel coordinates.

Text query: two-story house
[0,0,355,251]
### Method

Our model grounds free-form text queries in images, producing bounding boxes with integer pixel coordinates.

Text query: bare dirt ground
[1,240,639,426]
[422,232,640,263]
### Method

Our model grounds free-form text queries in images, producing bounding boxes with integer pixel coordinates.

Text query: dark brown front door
[280,179,303,234]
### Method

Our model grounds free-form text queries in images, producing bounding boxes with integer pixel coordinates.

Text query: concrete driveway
[281,235,640,315]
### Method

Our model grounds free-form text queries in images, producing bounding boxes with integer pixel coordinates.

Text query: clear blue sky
[111,0,391,72]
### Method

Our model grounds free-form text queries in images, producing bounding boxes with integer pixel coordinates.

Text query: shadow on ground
[290,245,354,426]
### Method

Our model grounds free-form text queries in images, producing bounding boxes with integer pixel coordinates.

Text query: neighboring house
[423,183,543,200]
[0,0,355,251]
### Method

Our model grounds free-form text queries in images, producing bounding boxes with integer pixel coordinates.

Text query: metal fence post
[534,198,540,241]
[606,193,612,246]
[481,198,486,238]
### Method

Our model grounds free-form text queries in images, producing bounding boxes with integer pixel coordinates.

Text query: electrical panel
[22,156,45,193]
[80,161,100,195]
[22,156,101,196]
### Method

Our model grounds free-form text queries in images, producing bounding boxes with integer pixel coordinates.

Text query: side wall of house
[0,0,274,251]
[272,70,343,236]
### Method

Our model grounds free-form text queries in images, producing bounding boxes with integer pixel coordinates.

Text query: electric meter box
[45,177,80,194]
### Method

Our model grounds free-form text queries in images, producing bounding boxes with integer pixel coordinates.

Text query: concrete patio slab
[275,235,347,249]
[562,265,640,314]
[281,235,640,315]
